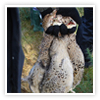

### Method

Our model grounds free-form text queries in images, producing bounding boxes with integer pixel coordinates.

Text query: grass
[74,66,93,93]
[20,7,93,93]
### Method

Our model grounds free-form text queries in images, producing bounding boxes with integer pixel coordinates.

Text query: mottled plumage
[40,35,73,93]
[22,9,84,93]
[21,10,56,93]
[62,17,85,89]
[67,33,84,89]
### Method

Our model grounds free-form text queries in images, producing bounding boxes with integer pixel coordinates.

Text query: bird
[39,14,85,93]
[22,9,85,93]
[40,33,73,93]
[51,14,85,91]
[61,16,85,90]
[21,9,57,93]
[40,12,73,93]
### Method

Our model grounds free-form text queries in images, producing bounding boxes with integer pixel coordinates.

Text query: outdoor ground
[20,8,93,93]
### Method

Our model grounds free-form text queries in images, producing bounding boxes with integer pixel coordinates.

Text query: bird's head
[42,9,57,31]
[62,16,76,29]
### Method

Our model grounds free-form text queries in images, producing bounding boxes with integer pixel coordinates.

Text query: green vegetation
[86,48,93,66]
[77,7,84,17]
[20,7,93,93]
[74,67,93,93]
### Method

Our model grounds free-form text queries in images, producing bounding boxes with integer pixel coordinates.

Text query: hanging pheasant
[22,9,84,93]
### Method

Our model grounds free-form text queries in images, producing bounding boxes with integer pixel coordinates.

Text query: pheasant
[62,16,85,90]
[21,9,57,93]
[22,9,84,93]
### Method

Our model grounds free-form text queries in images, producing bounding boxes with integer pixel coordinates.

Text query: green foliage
[86,48,93,66]
[74,67,93,93]
[19,8,30,21]
[76,7,84,17]
[21,19,43,52]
